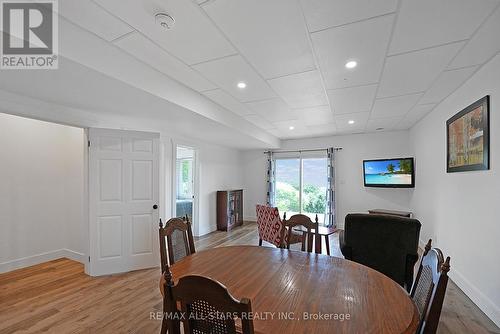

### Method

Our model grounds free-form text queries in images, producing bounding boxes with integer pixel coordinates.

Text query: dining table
[163,245,419,334]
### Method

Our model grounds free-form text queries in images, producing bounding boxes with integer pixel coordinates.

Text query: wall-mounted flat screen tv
[363,158,415,188]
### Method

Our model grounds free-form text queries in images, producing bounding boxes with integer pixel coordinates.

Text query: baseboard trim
[63,249,86,263]
[0,249,86,274]
[418,238,500,327]
[449,267,500,328]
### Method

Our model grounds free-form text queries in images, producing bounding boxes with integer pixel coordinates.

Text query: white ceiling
[2,0,500,144]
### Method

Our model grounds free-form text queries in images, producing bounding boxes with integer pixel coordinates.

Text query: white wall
[409,54,500,327]
[161,137,244,237]
[0,113,85,273]
[242,131,413,228]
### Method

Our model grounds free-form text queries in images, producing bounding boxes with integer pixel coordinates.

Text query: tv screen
[363,158,415,188]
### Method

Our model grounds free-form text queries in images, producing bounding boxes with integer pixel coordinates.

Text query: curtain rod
[263,147,342,154]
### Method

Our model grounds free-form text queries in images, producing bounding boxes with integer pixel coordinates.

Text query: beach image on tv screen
[364,159,413,185]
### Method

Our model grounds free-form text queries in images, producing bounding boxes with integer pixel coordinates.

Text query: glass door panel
[275,158,300,217]
[301,158,328,224]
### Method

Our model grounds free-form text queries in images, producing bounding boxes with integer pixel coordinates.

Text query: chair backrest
[159,216,196,272]
[166,275,255,334]
[342,213,421,289]
[281,213,321,253]
[410,239,450,334]
[255,204,284,247]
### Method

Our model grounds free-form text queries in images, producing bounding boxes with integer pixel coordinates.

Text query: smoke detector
[155,13,175,30]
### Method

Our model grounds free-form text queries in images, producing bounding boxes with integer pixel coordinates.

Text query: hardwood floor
[0,222,498,334]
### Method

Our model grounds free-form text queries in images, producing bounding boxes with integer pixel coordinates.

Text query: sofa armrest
[339,230,352,259]
[405,253,419,292]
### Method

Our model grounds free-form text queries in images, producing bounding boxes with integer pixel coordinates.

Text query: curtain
[266,151,276,206]
[326,148,336,228]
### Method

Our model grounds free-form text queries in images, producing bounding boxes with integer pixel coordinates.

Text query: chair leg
[325,235,330,256]
[258,238,263,246]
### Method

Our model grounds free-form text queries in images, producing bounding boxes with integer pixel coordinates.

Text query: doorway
[173,145,197,230]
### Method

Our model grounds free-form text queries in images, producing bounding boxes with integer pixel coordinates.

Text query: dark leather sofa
[339,213,421,291]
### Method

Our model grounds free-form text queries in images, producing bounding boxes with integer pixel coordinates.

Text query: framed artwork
[447,96,490,173]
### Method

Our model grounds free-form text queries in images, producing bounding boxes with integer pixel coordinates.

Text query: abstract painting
[447,96,489,172]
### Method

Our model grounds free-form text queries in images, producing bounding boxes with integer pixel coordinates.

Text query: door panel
[89,128,160,276]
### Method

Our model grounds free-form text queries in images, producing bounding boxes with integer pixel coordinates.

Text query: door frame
[171,140,199,236]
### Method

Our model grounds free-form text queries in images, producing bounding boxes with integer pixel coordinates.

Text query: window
[274,156,328,224]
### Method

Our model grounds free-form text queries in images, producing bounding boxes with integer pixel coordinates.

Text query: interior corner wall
[242,130,413,228]
[0,113,85,273]
[160,137,244,237]
[409,54,500,327]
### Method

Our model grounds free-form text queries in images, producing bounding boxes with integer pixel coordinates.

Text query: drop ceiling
[2,0,500,143]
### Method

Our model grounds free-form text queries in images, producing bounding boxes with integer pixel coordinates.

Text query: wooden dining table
[164,245,419,334]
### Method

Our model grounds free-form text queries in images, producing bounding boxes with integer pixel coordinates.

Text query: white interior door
[88,128,160,276]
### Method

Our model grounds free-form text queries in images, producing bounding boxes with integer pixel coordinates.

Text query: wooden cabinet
[216,189,243,231]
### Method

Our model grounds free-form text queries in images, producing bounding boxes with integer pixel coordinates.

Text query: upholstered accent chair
[411,239,450,334]
[255,205,285,247]
[339,213,421,291]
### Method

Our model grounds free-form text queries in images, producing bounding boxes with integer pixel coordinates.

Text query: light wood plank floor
[0,222,498,334]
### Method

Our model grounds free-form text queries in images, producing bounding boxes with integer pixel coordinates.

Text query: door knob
[153,204,158,210]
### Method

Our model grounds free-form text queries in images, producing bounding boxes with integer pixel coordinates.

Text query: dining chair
[159,216,196,272]
[281,213,321,254]
[410,239,451,334]
[160,271,255,334]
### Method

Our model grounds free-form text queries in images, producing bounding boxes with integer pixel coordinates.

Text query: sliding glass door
[275,156,328,224]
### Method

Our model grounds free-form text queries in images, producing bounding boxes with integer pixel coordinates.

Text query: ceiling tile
[393,120,413,130]
[300,0,398,32]
[420,66,478,104]
[309,123,337,136]
[243,115,275,130]
[203,0,315,78]
[371,93,422,119]
[193,55,276,102]
[389,0,497,55]
[292,106,334,126]
[268,70,328,109]
[94,0,236,64]
[449,6,500,69]
[114,32,216,92]
[245,98,296,122]
[312,15,394,89]
[203,89,253,116]
[328,84,378,114]
[378,42,464,98]
[334,112,370,130]
[403,104,436,125]
[366,118,401,131]
[58,0,133,41]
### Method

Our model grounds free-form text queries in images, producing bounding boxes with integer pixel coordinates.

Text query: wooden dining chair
[280,213,321,254]
[410,239,451,334]
[159,216,196,272]
[160,271,254,334]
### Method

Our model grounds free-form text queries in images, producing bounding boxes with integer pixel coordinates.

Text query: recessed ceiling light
[345,60,357,69]
[348,120,355,125]
[237,82,247,89]
[289,126,295,130]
